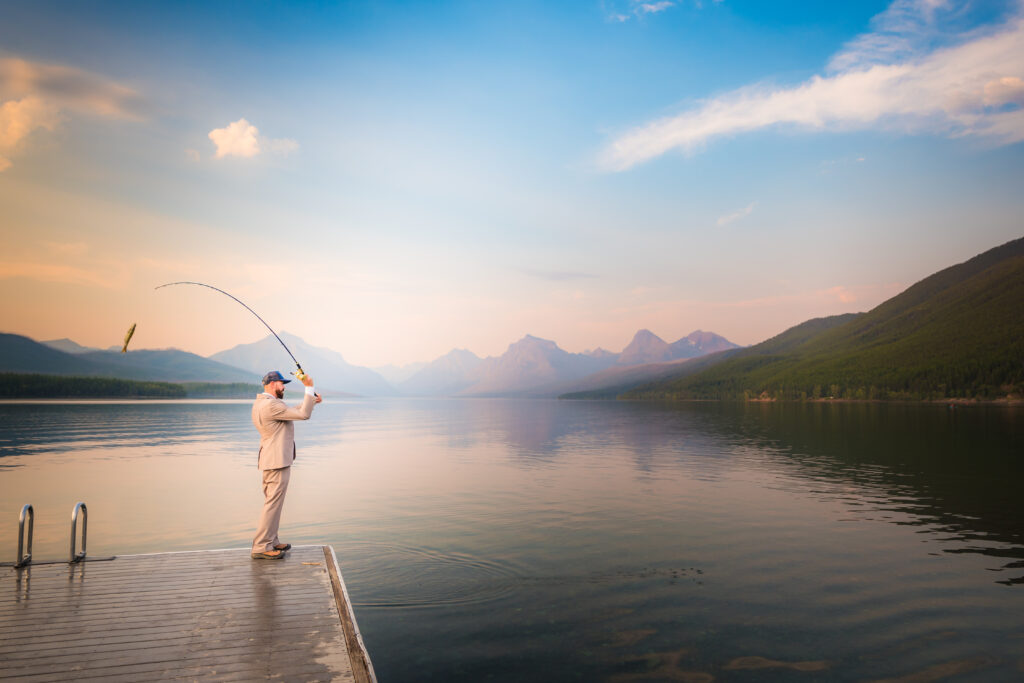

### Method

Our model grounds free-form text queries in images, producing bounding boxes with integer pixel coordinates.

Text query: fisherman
[251,370,322,560]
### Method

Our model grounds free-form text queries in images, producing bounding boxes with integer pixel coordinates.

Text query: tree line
[0,373,260,399]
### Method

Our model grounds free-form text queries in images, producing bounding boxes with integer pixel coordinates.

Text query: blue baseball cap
[262,370,292,385]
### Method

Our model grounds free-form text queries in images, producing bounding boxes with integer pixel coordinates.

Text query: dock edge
[325,545,378,683]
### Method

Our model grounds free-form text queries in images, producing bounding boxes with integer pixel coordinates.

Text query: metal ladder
[5,502,105,568]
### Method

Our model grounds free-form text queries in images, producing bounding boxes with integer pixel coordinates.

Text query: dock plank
[0,545,375,682]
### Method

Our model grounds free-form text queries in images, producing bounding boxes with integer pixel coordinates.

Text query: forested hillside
[623,237,1024,401]
[0,374,261,399]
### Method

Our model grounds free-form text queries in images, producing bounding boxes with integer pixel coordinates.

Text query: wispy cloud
[208,118,299,160]
[819,155,867,174]
[0,97,60,170]
[40,241,89,256]
[606,0,678,22]
[266,137,299,155]
[0,243,131,289]
[602,0,1024,170]
[0,58,146,119]
[828,0,961,72]
[716,202,756,226]
[639,2,675,14]
[0,241,176,290]
[825,285,859,303]
[0,261,122,288]
[0,57,144,172]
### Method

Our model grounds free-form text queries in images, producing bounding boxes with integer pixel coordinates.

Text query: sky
[1,0,1022,368]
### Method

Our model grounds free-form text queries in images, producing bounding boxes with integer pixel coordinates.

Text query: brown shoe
[274,543,291,551]
[251,549,285,560]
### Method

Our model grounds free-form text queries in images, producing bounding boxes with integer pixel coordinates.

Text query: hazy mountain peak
[618,329,671,365]
[42,338,98,354]
[445,348,482,360]
[210,333,394,395]
[398,348,483,396]
[460,333,613,397]
[509,334,559,352]
[372,360,429,385]
[633,329,661,341]
[674,330,740,355]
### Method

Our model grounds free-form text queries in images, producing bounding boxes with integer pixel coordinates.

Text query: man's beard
[275,387,285,399]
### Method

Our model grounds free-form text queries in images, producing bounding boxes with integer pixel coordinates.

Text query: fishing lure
[121,323,137,353]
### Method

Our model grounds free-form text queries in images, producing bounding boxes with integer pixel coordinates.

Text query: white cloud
[0,57,142,172]
[983,75,1024,105]
[716,202,756,226]
[208,118,299,160]
[209,118,261,159]
[602,1,1024,170]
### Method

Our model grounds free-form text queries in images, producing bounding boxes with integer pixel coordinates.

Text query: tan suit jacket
[252,392,316,470]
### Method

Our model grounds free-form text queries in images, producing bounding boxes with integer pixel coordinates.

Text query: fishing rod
[153,281,308,381]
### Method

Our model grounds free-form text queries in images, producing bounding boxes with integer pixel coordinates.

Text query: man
[251,369,322,560]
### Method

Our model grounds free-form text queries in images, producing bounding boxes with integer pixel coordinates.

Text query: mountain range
[1,328,738,398]
[1,333,254,383]
[209,332,398,396]
[394,330,738,397]
[608,236,1024,401]
[6,237,1018,402]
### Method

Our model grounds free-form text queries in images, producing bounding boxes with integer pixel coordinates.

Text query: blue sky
[1,0,1022,367]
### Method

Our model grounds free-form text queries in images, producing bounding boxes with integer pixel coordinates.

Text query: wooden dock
[0,545,375,682]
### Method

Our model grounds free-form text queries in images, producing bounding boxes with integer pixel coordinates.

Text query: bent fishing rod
[154,281,308,381]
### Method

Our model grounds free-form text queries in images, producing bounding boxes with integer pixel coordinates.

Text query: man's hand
[301,373,314,387]
[314,393,323,404]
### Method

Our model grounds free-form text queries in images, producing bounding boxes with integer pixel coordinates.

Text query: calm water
[1,398,1022,681]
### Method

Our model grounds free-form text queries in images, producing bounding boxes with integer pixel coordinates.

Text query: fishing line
[153,281,308,380]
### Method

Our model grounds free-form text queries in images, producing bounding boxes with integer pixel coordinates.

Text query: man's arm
[264,373,317,420]
[264,393,315,420]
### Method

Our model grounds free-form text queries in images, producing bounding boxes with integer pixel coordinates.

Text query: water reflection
[1,398,1022,682]
[682,402,1024,585]
[0,401,253,461]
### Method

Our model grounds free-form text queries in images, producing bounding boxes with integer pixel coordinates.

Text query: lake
[1,398,1021,681]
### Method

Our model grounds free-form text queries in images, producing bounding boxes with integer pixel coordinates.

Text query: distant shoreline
[0,372,260,400]
[608,396,1024,406]
[0,398,257,404]
[562,392,1023,405]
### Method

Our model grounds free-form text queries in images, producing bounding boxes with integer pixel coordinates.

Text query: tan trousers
[252,466,291,553]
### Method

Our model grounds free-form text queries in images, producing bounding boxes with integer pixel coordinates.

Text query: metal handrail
[70,502,87,563]
[15,504,33,568]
